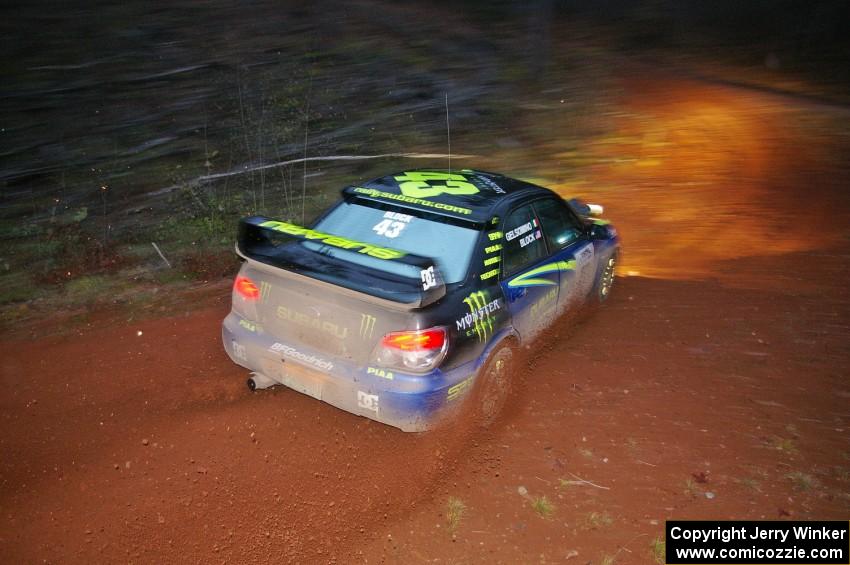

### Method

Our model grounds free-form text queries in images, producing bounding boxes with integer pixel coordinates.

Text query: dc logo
[421,266,437,291]
[357,391,379,412]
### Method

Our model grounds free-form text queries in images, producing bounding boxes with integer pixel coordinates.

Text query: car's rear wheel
[597,252,617,302]
[472,342,515,427]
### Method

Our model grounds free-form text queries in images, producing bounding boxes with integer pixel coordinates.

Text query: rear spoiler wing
[236,216,447,308]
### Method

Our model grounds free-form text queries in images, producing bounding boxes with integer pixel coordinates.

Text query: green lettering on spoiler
[352,187,473,215]
[259,220,406,260]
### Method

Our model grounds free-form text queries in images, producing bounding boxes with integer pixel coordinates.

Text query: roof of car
[342,169,552,224]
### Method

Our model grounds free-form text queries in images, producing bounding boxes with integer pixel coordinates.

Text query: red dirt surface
[2,69,849,564]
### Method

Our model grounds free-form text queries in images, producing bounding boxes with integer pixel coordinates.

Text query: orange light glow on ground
[544,70,850,288]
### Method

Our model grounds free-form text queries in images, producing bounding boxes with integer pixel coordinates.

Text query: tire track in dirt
[359,271,850,563]
[0,306,481,563]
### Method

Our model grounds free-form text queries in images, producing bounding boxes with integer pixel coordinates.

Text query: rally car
[222,169,619,431]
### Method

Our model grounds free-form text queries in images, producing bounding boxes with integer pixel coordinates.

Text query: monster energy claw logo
[457,291,501,342]
[259,281,272,302]
[359,314,377,339]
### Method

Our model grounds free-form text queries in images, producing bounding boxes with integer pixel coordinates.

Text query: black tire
[596,252,617,302]
[472,342,515,427]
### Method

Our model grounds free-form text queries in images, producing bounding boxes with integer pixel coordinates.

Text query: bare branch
[566,472,611,490]
[196,152,477,183]
[151,242,172,269]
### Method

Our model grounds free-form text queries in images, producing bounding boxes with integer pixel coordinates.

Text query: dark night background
[0,0,847,312]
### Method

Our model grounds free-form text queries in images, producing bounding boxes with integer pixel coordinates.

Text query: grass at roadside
[650,537,666,564]
[531,495,555,519]
[445,497,466,532]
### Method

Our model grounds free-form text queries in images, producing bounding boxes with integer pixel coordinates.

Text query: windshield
[311,202,479,284]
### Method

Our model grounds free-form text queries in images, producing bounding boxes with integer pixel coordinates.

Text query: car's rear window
[311,202,479,283]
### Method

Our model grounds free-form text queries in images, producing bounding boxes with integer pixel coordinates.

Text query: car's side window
[533,198,583,250]
[502,204,548,277]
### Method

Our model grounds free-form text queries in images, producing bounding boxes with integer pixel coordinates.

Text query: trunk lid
[234,216,443,364]
[239,260,410,365]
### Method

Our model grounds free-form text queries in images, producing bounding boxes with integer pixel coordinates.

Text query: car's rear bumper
[222,312,476,432]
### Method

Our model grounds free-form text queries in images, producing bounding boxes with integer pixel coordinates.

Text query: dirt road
[2,69,849,563]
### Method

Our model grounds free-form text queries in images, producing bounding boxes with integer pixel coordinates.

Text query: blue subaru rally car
[222,170,619,431]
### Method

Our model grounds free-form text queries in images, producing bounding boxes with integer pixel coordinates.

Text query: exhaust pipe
[247,372,277,391]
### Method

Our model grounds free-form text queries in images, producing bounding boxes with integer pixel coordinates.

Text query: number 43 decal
[394,172,479,199]
[372,219,406,238]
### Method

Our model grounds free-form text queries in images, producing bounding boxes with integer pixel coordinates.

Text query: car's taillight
[381,328,446,351]
[374,327,448,372]
[234,276,260,301]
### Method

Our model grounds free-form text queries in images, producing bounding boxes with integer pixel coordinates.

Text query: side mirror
[590,223,614,240]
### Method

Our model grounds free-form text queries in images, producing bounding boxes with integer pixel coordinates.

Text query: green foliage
[64,275,121,305]
[585,511,613,528]
[0,220,42,239]
[0,271,39,305]
[650,537,666,564]
[531,496,555,519]
[684,478,700,497]
[786,472,818,491]
[446,497,466,531]
[768,436,799,455]
[154,211,235,248]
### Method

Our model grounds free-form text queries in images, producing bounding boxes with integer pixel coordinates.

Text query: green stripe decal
[507,260,575,288]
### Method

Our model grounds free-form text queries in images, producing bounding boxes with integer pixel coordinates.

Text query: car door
[532,197,598,315]
[499,203,560,342]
